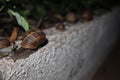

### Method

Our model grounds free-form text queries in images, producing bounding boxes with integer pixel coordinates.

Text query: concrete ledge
[0,7,120,80]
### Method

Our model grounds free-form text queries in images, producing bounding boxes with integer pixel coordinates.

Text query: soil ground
[92,40,120,80]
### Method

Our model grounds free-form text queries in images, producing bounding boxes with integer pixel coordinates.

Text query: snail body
[21,29,46,49]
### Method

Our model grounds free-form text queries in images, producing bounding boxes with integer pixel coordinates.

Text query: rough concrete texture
[0,7,120,80]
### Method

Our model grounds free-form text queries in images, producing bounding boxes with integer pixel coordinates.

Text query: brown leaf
[9,27,18,43]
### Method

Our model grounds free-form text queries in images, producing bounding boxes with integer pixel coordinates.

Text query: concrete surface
[0,7,120,80]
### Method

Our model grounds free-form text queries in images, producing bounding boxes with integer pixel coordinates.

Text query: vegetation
[0,0,119,31]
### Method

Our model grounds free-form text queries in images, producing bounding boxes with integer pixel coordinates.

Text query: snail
[0,38,10,49]
[65,12,78,23]
[53,14,64,21]
[9,28,47,62]
[0,27,17,57]
[0,27,17,49]
[55,23,65,31]
[81,10,93,22]
[21,29,46,49]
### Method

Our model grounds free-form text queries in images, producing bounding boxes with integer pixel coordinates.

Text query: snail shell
[65,12,78,23]
[53,14,64,21]
[81,10,93,21]
[21,29,46,49]
[55,23,65,31]
[0,38,10,49]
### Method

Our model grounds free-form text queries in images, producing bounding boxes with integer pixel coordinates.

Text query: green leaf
[7,9,30,31]
[0,5,5,12]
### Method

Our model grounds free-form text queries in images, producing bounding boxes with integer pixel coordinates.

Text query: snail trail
[9,39,48,62]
